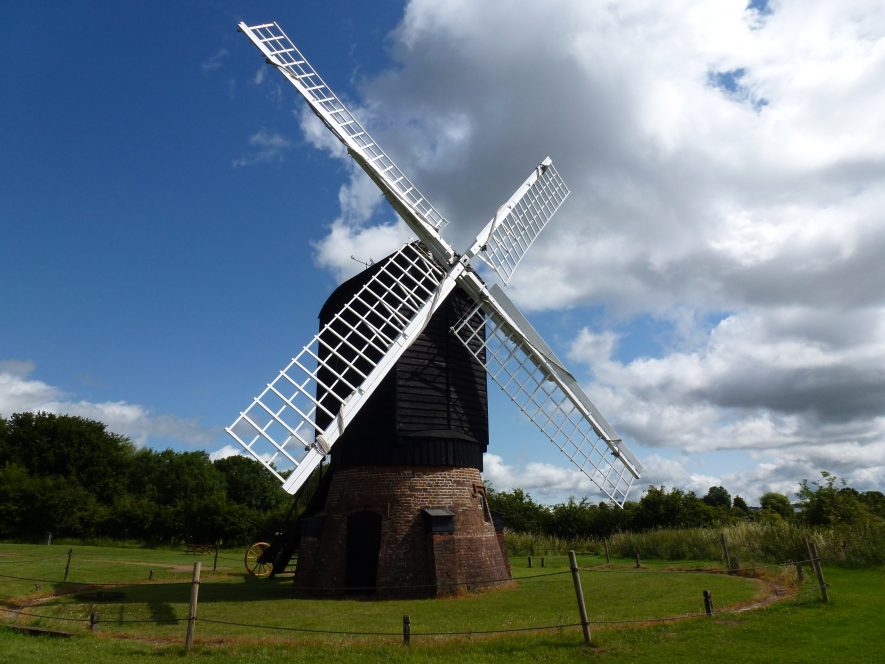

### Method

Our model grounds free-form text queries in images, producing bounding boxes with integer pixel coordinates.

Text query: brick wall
[293,465,511,598]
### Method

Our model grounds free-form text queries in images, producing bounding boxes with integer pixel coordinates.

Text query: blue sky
[3,1,884,504]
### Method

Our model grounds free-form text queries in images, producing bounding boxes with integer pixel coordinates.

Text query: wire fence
[0,547,825,643]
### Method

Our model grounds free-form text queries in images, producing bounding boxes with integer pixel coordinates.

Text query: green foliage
[0,412,291,546]
[702,485,732,509]
[760,491,794,520]
[485,486,548,533]
[797,471,884,527]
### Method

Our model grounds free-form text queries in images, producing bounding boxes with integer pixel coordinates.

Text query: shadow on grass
[78,575,297,607]
[148,600,178,625]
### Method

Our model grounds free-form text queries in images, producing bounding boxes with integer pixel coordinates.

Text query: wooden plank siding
[317,245,488,471]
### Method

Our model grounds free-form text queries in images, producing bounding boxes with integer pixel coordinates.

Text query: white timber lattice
[233,19,643,504]
[226,243,447,492]
[239,21,448,235]
[476,159,570,284]
[452,286,642,506]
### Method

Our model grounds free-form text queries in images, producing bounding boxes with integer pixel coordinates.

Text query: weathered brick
[294,465,511,598]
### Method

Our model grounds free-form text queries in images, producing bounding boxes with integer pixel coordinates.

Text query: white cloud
[312,219,412,282]
[285,0,885,499]
[209,444,244,461]
[297,106,413,282]
[0,360,36,376]
[201,48,229,72]
[0,361,214,448]
[232,129,293,168]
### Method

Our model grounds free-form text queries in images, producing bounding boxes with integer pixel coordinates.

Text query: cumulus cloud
[285,0,885,501]
[0,361,215,448]
[209,444,244,461]
[297,106,413,281]
[565,310,885,497]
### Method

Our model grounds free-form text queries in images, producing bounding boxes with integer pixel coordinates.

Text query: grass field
[1,542,882,662]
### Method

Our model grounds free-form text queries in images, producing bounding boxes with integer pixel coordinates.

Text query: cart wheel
[244,541,273,577]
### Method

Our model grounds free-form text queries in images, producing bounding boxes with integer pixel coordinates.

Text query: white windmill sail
[471,158,570,284]
[230,20,642,503]
[238,21,451,262]
[452,285,641,506]
[227,243,453,492]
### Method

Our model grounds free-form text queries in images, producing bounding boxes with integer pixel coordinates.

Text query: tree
[0,412,134,503]
[485,486,548,533]
[547,498,595,539]
[859,491,885,520]
[759,492,794,520]
[214,455,289,513]
[702,485,732,509]
[797,472,871,526]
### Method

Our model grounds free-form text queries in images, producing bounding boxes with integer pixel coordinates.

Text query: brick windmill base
[293,465,511,598]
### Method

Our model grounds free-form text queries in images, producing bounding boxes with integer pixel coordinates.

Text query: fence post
[603,539,610,564]
[730,555,740,575]
[720,533,731,571]
[213,541,220,572]
[541,556,545,568]
[805,539,829,603]
[89,611,100,631]
[568,550,591,646]
[528,555,532,568]
[402,615,411,645]
[64,548,72,582]
[185,562,201,652]
[703,590,713,617]
[149,569,153,581]
[634,551,641,568]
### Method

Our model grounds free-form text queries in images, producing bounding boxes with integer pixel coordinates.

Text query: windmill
[227,20,642,597]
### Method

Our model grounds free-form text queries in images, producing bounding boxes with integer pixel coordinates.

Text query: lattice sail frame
[226,243,449,492]
[476,159,570,284]
[452,287,642,506]
[239,22,448,236]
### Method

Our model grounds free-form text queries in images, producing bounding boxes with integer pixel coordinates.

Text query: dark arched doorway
[345,510,382,594]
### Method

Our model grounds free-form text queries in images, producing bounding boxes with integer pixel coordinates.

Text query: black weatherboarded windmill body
[227,20,643,597]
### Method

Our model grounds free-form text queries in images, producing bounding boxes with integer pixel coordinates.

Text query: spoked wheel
[244,541,273,577]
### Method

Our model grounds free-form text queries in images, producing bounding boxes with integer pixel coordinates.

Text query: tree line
[1,412,883,546]
[486,471,885,539]
[0,412,292,545]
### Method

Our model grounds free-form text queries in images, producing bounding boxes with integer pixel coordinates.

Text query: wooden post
[730,555,740,575]
[63,548,72,582]
[634,551,641,568]
[541,556,545,568]
[528,555,532,568]
[568,550,591,646]
[185,562,201,652]
[213,542,220,572]
[720,533,731,571]
[149,569,153,581]
[806,540,829,603]
[402,615,411,645]
[603,539,611,564]
[89,612,99,631]
[703,590,713,616]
